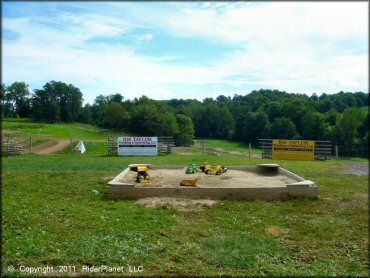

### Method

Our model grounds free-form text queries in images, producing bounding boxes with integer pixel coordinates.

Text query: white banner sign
[117,137,158,156]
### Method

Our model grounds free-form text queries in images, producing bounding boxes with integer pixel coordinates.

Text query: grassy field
[179,139,261,156]
[59,140,261,156]
[203,139,261,153]
[2,120,125,141]
[2,152,368,276]
[2,121,260,157]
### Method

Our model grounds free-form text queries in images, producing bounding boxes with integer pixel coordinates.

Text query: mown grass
[200,139,261,154]
[2,153,368,276]
[350,157,369,163]
[59,141,108,155]
[2,121,125,141]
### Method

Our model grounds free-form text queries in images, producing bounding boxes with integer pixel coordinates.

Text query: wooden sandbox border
[107,165,317,200]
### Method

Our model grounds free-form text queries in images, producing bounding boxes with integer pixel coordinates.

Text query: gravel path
[342,162,369,176]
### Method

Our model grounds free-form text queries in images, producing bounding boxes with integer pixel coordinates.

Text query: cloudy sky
[2,1,368,104]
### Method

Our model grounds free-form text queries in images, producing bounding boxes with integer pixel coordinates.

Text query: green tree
[5,82,31,117]
[79,104,93,124]
[92,95,109,126]
[32,88,60,122]
[130,102,179,136]
[337,107,363,147]
[0,83,8,117]
[104,102,130,129]
[32,81,83,122]
[241,111,269,144]
[199,100,234,139]
[265,101,283,122]
[268,117,299,139]
[301,111,326,140]
[174,114,195,146]
[325,109,340,126]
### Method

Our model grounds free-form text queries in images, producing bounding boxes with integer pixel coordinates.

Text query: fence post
[249,143,251,158]
[202,140,205,155]
[70,137,73,153]
[335,145,338,161]
[108,137,110,156]
[29,136,32,154]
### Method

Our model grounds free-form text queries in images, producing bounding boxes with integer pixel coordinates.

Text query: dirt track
[32,139,70,154]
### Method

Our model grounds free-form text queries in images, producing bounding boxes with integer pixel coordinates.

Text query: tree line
[1,81,368,148]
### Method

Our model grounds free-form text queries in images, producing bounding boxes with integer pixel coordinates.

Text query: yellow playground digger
[200,162,227,175]
[136,166,150,183]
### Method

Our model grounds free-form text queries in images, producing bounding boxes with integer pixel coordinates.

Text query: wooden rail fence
[258,139,332,160]
[1,138,24,156]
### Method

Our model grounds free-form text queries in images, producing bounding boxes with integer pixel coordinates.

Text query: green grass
[2,153,368,276]
[197,139,261,154]
[59,142,108,155]
[2,117,35,122]
[351,157,369,162]
[2,121,125,141]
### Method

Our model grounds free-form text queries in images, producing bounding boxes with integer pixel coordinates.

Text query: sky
[2,1,368,104]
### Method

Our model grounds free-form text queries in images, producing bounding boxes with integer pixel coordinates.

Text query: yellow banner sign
[272,140,315,161]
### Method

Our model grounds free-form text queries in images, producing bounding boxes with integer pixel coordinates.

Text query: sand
[135,197,217,211]
[120,167,297,188]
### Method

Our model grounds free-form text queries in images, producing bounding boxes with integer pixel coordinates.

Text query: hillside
[1,120,128,154]
[2,119,125,141]
[2,119,262,155]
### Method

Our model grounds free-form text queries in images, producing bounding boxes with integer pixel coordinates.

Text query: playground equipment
[186,163,200,174]
[107,164,318,200]
[206,165,227,175]
[129,165,151,184]
[200,162,227,175]
[136,166,150,183]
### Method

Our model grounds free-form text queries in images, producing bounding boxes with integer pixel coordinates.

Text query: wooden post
[29,136,32,154]
[249,143,251,158]
[108,137,110,156]
[70,137,73,153]
[335,145,338,161]
[202,140,205,155]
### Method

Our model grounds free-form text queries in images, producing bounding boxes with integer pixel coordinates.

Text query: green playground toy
[186,163,200,174]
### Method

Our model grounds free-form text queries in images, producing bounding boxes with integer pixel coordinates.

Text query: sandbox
[107,164,317,200]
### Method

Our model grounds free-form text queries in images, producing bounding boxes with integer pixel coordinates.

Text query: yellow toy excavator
[135,166,151,184]
[200,162,227,175]
[180,178,201,187]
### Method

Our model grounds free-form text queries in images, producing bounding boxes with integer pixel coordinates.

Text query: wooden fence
[157,136,175,154]
[258,139,332,160]
[107,136,175,156]
[1,138,24,156]
[107,137,117,156]
[337,145,369,158]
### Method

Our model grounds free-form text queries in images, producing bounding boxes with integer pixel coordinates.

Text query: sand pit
[120,167,296,188]
[107,164,317,200]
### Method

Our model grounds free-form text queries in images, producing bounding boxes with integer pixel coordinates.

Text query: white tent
[73,140,86,154]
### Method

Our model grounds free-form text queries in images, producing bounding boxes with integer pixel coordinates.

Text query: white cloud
[2,2,368,103]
